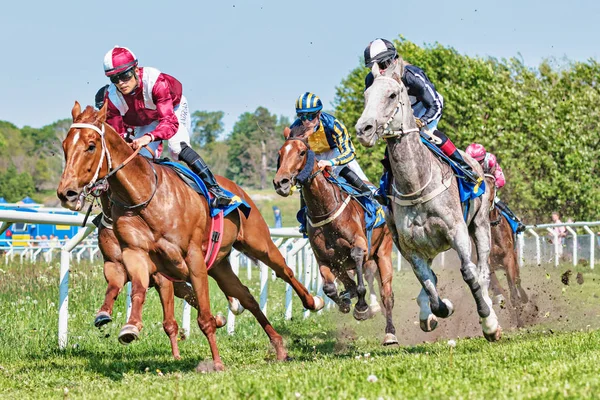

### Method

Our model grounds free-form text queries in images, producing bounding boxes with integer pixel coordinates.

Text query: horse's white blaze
[71,131,80,146]
[283,142,294,153]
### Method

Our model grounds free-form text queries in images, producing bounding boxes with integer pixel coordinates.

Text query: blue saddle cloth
[378,136,485,220]
[499,209,519,234]
[297,174,385,250]
[157,160,251,218]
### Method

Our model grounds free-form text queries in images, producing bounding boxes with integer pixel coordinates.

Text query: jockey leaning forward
[363,38,481,185]
[465,143,526,233]
[101,46,231,207]
[290,92,376,234]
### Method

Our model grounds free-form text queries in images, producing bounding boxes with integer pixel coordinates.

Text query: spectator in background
[549,212,567,258]
[272,206,282,228]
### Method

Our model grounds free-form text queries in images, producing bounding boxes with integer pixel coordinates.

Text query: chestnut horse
[273,126,398,345]
[484,175,528,326]
[94,192,230,360]
[58,103,323,371]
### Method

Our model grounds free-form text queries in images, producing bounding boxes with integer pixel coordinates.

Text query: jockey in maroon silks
[101,46,231,207]
[466,143,526,233]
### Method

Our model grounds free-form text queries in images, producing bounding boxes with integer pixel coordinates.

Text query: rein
[70,122,158,212]
[369,75,420,139]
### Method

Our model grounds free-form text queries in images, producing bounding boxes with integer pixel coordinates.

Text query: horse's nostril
[364,124,374,133]
[280,178,290,186]
[65,190,78,201]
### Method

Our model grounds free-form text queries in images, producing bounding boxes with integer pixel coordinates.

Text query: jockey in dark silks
[364,38,480,186]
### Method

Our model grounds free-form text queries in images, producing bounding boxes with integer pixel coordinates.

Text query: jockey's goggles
[297,112,319,122]
[109,69,136,84]
[376,57,395,71]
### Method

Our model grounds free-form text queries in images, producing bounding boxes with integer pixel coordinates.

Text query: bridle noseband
[68,121,158,211]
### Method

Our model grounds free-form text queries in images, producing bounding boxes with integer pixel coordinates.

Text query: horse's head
[273,125,314,197]
[355,60,417,147]
[57,102,110,211]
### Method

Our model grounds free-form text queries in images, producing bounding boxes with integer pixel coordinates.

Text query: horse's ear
[96,101,108,123]
[371,62,381,77]
[71,101,81,121]
[283,127,291,139]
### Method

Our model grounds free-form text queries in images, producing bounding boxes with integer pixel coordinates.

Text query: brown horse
[484,175,528,326]
[57,103,323,371]
[94,192,229,360]
[273,126,398,345]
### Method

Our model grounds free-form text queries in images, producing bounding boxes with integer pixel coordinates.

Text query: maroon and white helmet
[103,46,138,77]
[465,143,487,162]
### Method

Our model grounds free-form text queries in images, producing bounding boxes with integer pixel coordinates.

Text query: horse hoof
[382,333,399,346]
[442,298,454,317]
[369,303,382,315]
[215,312,227,328]
[483,325,502,342]
[338,302,351,314]
[353,306,370,321]
[311,296,325,312]
[420,314,438,332]
[196,361,225,373]
[228,298,245,315]
[118,324,140,345]
[494,294,506,308]
[94,312,112,328]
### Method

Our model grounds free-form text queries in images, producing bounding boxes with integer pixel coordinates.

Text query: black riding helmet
[95,84,109,110]
[364,38,398,68]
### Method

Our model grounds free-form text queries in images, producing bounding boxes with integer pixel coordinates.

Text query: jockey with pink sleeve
[102,46,232,207]
[466,143,525,232]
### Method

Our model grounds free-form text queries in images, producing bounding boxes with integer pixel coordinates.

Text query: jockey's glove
[415,118,426,129]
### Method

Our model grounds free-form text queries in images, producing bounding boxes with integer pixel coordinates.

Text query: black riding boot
[448,150,481,184]
[339,167,372,197]
[496,200,526,233]
[299,195,307,235]
[178,142,232,208]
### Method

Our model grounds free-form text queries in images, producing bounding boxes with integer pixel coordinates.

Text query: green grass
[1,260,600,399]
[245,188,302,228]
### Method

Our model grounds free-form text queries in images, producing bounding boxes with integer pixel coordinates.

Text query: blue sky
[0,0,598,136]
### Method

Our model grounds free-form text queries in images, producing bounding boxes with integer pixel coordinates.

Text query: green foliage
[191,110,225,148]
[334,37,600,222]
[226,107,289,189]
[0,165,35,202]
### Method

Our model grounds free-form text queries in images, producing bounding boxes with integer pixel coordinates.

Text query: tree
[191,110,225,148]
[0,165,35,202]
[226,107,289,189]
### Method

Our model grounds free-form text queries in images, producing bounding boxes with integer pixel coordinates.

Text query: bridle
[69,121,158,211]
[367,75,420,139]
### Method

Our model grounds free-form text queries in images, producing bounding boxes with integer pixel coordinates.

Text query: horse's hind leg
[234,233,323,311]
[364,260,381,314]
[488,269,508,307]
[96,259,127,328]
[151,274,181,360]
[210,259,289,361]
[469,221,501,341]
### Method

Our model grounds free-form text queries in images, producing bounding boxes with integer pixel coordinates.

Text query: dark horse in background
[273,125,398,345]
[58,103,323,371]
[483,174,529,327]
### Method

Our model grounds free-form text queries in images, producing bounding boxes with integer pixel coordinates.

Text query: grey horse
[355,61,501,341]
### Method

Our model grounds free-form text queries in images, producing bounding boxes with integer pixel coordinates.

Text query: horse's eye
[299,150,306,157]
[390,93,397,100]
[87,143,96,153]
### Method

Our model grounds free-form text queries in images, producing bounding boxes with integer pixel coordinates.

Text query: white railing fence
[1,209,598,349]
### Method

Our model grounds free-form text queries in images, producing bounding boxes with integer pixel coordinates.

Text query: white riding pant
[132,95,191,159]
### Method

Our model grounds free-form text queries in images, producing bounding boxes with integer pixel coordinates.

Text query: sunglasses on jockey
[376,57,395,71]
[297,111,320,122]
[109,68,136,84]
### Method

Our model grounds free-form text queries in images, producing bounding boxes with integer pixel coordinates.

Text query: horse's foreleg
[410,255,453,331]
[210,260,289,361]
[488,269,507,306]
[351,237,369,321]
[118,249,152,345]
[320,265,350,313]
[364,260,381,314]
[96,259,127,328]
[234,237,323,312]
[187,246,224,372]
[469,220,501,342]
[151,274,181,360]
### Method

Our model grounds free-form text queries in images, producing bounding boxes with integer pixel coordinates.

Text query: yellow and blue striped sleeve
[331,119,356,165]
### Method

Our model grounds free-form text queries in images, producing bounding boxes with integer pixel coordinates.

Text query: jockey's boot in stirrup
[340,167,373,198]
[178,142,232,208]
[449,150,482,185]
[496,200,527,233]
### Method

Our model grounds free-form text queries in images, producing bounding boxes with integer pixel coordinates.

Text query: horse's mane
[288,124,310,142]
[74,105,98,123]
